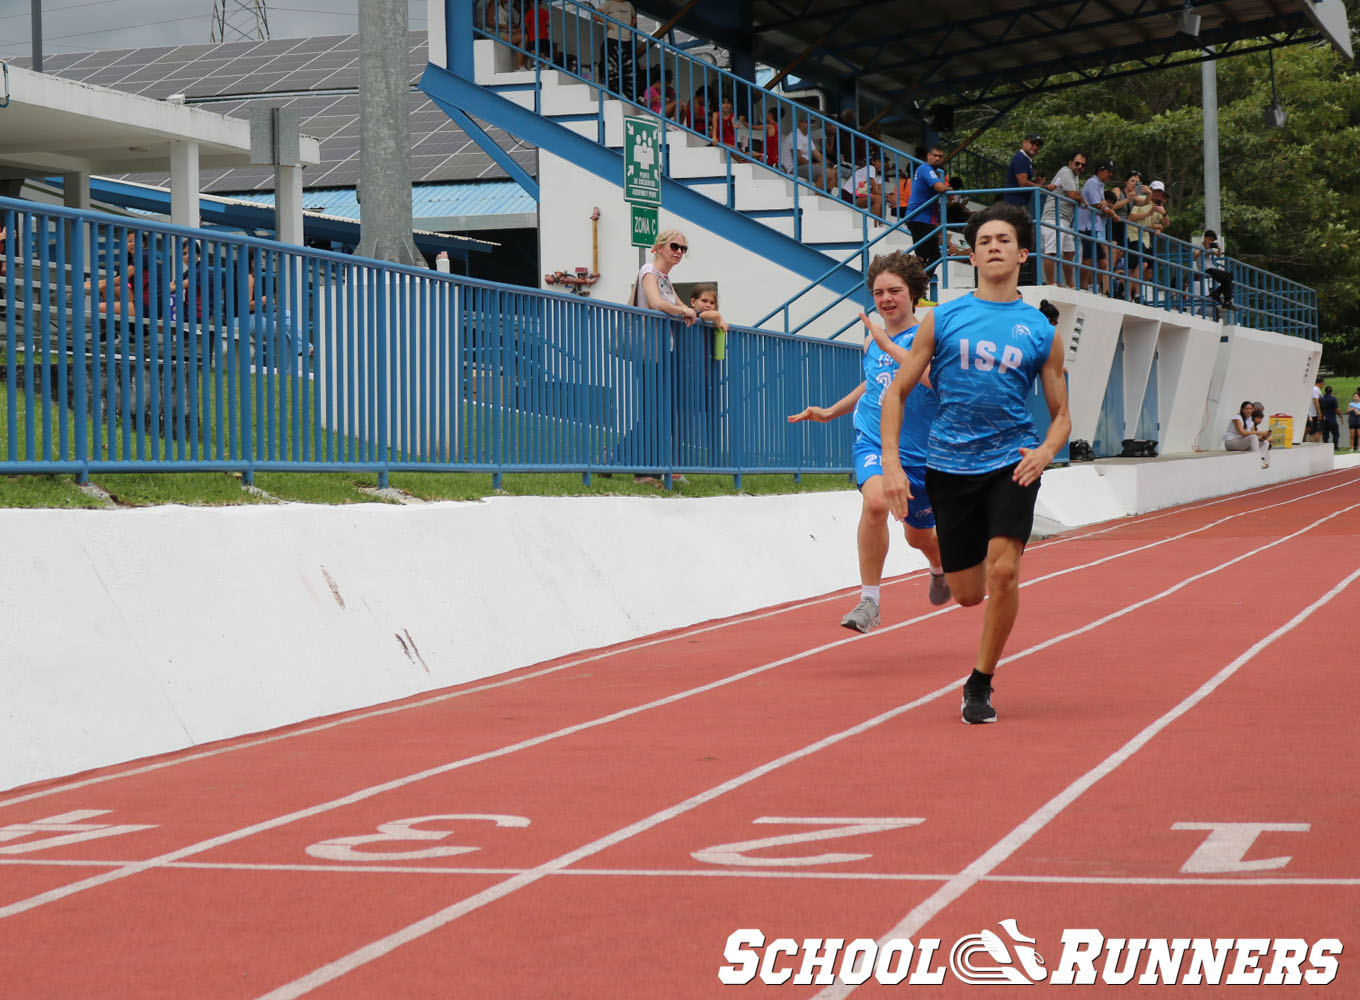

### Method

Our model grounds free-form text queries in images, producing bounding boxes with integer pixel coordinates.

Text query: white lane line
[812,563,1360,1000]
[251,681,965,1000]
[2,495,1351,930]
[3,857,1357,888]
[7,472,1354,810]
[252,509,1358,1000]
[0,628,948,923]
[1032,470,1360,551]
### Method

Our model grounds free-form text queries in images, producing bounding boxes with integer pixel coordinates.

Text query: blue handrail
[0,197,863,484]
[934,187,1318,339]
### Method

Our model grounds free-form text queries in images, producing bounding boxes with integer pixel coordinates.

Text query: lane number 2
[693,816,925,867]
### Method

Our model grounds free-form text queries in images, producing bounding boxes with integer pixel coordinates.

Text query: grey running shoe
[840,597,880,633]
[928,572,952,606]
[961,683,997,724]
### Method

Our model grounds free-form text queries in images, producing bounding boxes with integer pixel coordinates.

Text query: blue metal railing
[753,184,1317,341]
[0,198,862,483]
[933,188,1318,340]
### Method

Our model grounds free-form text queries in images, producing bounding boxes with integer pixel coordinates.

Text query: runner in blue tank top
[877,202,1071,725]
[787,252,950,633]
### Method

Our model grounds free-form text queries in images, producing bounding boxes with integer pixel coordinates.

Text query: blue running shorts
[853,431,935,530]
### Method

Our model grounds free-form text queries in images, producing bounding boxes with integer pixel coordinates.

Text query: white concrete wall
[3,445,1339,794]
[0,492,896,793]
[941,286,1319,456]
[1201,325,1321,449]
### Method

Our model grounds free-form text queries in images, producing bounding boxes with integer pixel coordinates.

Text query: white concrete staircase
[473,39,915,271]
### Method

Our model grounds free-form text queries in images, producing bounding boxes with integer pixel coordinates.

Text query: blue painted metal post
[448,0,475,80]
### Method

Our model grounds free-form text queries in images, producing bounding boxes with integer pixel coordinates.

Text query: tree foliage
[963,36,1360,370]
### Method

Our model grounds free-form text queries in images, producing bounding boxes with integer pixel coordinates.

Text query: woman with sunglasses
[631,230,698,324]
[617,230,698,483]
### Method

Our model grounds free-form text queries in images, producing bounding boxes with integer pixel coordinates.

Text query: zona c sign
[630,204,658,248]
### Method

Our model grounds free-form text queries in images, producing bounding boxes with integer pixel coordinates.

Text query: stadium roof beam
[636,0,1352,114]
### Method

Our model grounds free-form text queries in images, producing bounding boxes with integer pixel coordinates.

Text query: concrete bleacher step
[538,81,599,117]
[666,143,727,179]
[471,35,900,272]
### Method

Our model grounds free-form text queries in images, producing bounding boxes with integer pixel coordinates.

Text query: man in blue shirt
[904,145,951,268]
[1004,133,1048,284]
[1004,134,1045,207]
[1078,159,1116,293]
[877,201,1071,725]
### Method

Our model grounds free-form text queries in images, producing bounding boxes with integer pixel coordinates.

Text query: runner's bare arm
[1015,333,1072,486]
[880,312,936,518]
[788,383,865,423]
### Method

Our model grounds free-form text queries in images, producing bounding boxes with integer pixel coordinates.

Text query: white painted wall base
[1,445,1342,792]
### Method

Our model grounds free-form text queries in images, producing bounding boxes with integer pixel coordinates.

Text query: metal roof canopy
[640,0,1352,119]
[0,61,321,179]
[17,33,537,193]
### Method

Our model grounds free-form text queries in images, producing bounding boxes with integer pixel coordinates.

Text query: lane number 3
[306,814,530,862]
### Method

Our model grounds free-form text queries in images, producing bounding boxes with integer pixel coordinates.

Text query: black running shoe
[961,683,997,724]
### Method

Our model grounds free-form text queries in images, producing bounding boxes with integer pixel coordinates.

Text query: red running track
[2,468,1359,998]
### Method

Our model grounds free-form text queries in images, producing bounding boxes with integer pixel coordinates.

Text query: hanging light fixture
[1178,0,1201,38]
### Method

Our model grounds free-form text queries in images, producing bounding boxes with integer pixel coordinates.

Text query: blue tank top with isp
[927,294,1055,474]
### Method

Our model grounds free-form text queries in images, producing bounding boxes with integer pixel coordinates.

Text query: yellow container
[1270,414,1293,449]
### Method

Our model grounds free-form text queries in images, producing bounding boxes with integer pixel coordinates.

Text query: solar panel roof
[29,32,536,194]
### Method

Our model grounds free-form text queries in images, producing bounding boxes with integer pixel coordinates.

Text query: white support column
[275,164,304,245]
[61,172,91,211]
[170,141,201,229]
[1201,56,1221,237]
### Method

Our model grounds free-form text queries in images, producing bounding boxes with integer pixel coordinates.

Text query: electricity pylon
[211,0,271,42]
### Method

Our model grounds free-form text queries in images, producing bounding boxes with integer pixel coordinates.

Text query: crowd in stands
[996,133,1229,307]
[480,0,1238,313]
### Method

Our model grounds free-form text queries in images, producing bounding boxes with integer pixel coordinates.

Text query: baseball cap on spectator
[1095,159,1115,172]
[1150,180,1166,192]
[1025,133,1044,144]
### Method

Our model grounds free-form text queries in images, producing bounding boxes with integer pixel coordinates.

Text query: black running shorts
[925,462,1041,573]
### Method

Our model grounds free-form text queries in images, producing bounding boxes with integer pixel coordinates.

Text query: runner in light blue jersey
[925,293,1054,474]
[877,202,1071,724]
[788,252,950,633]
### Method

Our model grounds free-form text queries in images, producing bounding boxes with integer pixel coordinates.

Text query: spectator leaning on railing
[1043,151,1084,288]
[1125,180,1155,300]
[903,145,951,268]
[1004,133,1046,282]
[1078,160,1116,294]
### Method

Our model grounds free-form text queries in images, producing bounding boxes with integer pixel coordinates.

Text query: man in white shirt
[1309,375,1324,441]
[841,156,883,217]
[780,116,829,189]
[1043,151,1085,287]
